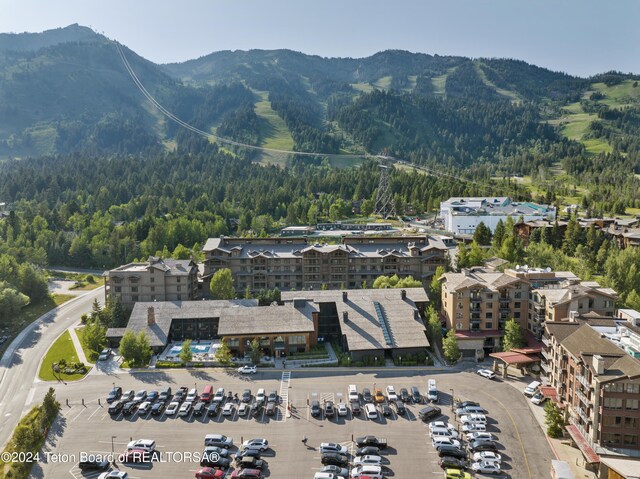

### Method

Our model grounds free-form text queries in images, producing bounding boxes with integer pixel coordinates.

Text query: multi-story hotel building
[202,235,451,292]
[104,256,199,308]
[440,265,614,357]
[544,319,640,455]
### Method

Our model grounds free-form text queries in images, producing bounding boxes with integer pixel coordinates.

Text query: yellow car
[444,468,471,479]
[374,388,385,403]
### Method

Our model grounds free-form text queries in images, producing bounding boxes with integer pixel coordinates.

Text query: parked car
[350,465,383,479]
[122,401,137,415]
[207,401,221,417]
[108,400,125,415]
[320,452,349,467]
[471,461,501,474]
[411,386,422,404]
[165,401,180,415]
[265,401,276,416]
[194,402,206,416]
[203,446,230,458]
[195,467,225,479]
[120,448,151,463]
[459,413,487,424]
[453,400,480,409]
[174,387,188,402]
[433,437,462,449]
[222,403,234,416]
[311,400,321,417]
[373,388,385,403]
[337,403,348,416]
[230,469,261,479]
[320,443,347,455]
[462,423,487,433]
[78,458,110,471]
[159,387,172,402]
[98,348,112,361]
[362,388,373,403]
[150,401,165,415]
[132,390,147,404]
[531,391,547,405]
[472,451,502,463]
[242,389,252,402]
[468,440,498,453]
[255,388,266,403]
[121,390,134,402]
[324,401,335,418]
[98,473,128,479]
[242,438,269,452]
[439,456,467,469]
[386,385,398,401]
[106,387,122,403]
[364,403,378,419]
[238,403,250,416]
[455,405,486,416]
[355,446,380,456]
[238,365,257,374]
[127,439,156,451]
[200,453,231,469]
[354,436,387,448]
[418,405,442,422]
[348,384,359,401]
[436,445,466,459]
[393,400,406,415]
[430,421,457,433]
[476,369,496,380]
[237,456,266,470]
[146,390,158,402]
[179,401,193,417]
[137,401,152,415]
[204,434,233,448]
[381,404,392,416]
[320,465,349,477]
[466,432,494,442]
[267,390,278,403]
[352,455,383,466]
[444,468,472,479]
[399,388,410,402]
[186,388,198,403]
[235,449,261,461]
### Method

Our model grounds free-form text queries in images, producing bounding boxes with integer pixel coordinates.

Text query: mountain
[0,24,638,180]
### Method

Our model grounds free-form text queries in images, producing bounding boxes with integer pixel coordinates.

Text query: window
[624,435,638,446]
[485,322,493,329]
[226,338,239,347]
[177,285,182,292]
[603,416,622,427]
[515,302,521,308]
[288,335,306,345]
[626,399,639,410]
[604,383,625,393]
[487,302,493,309]
[626,384,640,394]
[456,313,463,319]
[486,312,493,319]
[132,295,138,302]
[115,287,121,293]
[131,286,138,293]
[514,312,521,319]
[603,433,622,446]
[177,294,182,301]
[514,292,522,299]
[624,417,639,429]
[486,294,493,299]
[151,295,155,301]
[604,398,623,409]
[458,303,464,309]
[177,277,181,283]
[150,277,154,283]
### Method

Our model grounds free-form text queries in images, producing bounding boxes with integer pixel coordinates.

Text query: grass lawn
[431,66,458,97]
[68,281,102,291]
[373,76,392,90]
[74,327,96,363]
[0,294,75,357]
[38,330,89,382]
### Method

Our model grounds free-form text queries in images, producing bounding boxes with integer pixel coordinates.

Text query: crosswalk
[277,371,291,422]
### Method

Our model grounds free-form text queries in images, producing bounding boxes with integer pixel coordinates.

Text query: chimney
[401,289,407,300]
[342,291,348,302]
[593,354,605,375]
[147,307,155,326]
[343,311,349,323]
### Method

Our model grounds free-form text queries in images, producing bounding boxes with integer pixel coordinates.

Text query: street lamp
[111,435,117,457]
[450,388,454,411]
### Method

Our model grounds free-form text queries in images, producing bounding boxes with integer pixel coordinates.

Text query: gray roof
[282,288,430,351]
[217,302,317,336]
[109,257,197,276]
[442,271,523,292]
[534,282,618,306]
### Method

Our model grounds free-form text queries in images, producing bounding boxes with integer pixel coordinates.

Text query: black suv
[350,399,361,416]
[418,405,441,422]
[393,400,406,415]
[362,388,373,403]
[439,456,467,469]
[437,445,466,459]
[122,401,137,415]
[411,386,422,404]
[193,402,206,416]
[208,401,221,417]
[310,400,321,417]
[320,453,348,466]
[151,401,165,415]
[468,440,498,453]
[108,400,125,415]
[78,459,109,471]
[106,387,122,403]
[242,389,252,403]
[399,388,410,402]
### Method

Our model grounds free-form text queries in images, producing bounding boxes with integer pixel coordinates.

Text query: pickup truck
[354,436,388,449]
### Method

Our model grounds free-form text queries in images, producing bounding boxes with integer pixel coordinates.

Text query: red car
[196,467,225,479]
[120,448,150,463]
[230,468,262,479]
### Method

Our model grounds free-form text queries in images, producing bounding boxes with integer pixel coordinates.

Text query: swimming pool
[168,341,212,355]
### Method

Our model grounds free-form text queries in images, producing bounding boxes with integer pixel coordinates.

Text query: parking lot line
[87,405,103,421]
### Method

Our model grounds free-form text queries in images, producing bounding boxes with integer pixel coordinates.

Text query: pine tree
[492,220,505,249]
[443,330,461,363]
[502,319,525,351]
[473,222,492,246]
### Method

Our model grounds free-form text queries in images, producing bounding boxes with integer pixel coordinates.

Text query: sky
[1,0,638,77]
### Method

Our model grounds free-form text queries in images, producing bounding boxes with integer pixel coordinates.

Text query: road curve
[0,287,103,448]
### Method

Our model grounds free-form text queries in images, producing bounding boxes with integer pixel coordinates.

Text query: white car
[462,422,487,433]
[466,431,495,442]
[126,439,156,452]
[473,451,502,463]
[430,427,459,438]
[214,388,225,401]
[353,455,383,466]
[222,403,234,416]
[350,465,383,478]
[364,403,378,419]
[256,388,266,403]
[385,386,398,401]
[178,401,192,417]
[472,461,501,474]
[242,438,269,451]
[133,390,147,403]
[320,442,348,455]
[186,388,198,402]
[432,437,461,449]
[429,421,456,432]
[98,348,112,361]
[165,401,180,415]
[238,403,249,416]
[460,413,487,424]
[137,401,152,415]
[337,403,348,416]
[477,368,496,380]
[98,472,128,479]
[531,392,547,405]
[238,365,257,374]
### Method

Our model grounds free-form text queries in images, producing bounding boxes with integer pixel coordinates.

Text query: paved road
[0,287,103,448]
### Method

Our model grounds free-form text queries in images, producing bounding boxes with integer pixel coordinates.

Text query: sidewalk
[503,370,596,479]
[68,325,90,365]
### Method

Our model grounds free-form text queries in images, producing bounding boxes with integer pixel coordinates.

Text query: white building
[440,197,556,235]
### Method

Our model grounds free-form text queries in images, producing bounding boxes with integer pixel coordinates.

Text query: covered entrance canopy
[565,425,600,464]
[489,350,540,366]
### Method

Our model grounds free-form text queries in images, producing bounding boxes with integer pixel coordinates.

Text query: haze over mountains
[0,24,638,179]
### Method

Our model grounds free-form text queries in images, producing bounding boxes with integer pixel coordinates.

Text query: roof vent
[343,311,349,323]
[342,291,348,302]
[401,289,406,300]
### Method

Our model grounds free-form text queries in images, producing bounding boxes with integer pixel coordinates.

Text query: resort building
[439,196,556,235]
[105,287,430,362]
[202,235,450,292]
[104,256,199,309]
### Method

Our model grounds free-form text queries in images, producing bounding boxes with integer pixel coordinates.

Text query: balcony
[541,348,550,361]
[541,336,551,347]
[575,389,589,405]
[471,301,481,311]
[540,361,550,373]
[575,405,591,424]
[576,374,591,389]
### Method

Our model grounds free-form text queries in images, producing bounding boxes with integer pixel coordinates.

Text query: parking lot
[31,368,554,479]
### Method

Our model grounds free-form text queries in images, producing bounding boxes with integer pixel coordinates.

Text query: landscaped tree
[179,339,193,366]
[0,281,29,321]
[429,266,446,310]
[443,330,461,363]
[425,305,442,343]
[468,241,488,267]
[119,331,153,367]
[249,338,262,365]
[544,401,564,438]
[492,219,506,249]
[502,318,526,352]
[82,319,107,360]
[473,221,492,246]
[215,339,233,365]
[372,274,422,289]
[171,243,192,260]
[456,243,469,270]
[40,387,60,428]
[209,268,235,300]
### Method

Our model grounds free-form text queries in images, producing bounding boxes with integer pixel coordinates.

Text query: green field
[475,62,521,103]
[38,330,90,381]
[431,67,458,97]
[351,82,375,93]
[550,101,612,155]
[74,327,96,363]
[373,76,392,90]
[252,90,295,166]
[591,80,640,108]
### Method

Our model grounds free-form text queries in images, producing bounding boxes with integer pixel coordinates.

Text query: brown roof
[545,321,580,342]
[600,354,640,381]
[561,324,623,361]
[489,351,540,364]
